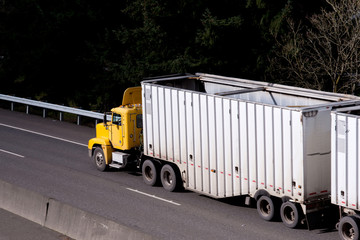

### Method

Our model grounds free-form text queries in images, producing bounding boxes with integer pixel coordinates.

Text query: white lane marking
[0,123,88,147]
[126,188,181,206]
[0,149,25,158]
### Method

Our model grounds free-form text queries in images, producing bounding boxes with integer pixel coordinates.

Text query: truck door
[110,113,123,149]
[128,113,136,147]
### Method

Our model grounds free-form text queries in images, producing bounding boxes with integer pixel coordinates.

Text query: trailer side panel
[142,83,315,202]
[332,112,360,210]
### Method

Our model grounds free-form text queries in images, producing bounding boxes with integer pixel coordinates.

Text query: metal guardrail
[0,94,108,125]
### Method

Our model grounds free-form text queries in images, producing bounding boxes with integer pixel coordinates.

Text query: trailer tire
[257,196,276,221]
[339,216,360,240]
[142,160,159,186]
[93,147,107,171]
[280,201,302,228]
[160,164,179,192]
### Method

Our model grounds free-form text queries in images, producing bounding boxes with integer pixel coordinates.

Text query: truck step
[109,163,123,169]
[110,151,130,169]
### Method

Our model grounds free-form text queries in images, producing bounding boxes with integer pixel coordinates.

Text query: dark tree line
[0,0,330,110]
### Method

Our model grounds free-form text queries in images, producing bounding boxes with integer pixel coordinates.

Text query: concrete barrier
[45,199,153,240]
[0,180,48,225]
[0,180,153,240]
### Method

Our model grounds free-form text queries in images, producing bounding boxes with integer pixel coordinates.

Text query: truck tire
[142,160,158,186]
[280,201,301,228]
[93,147,107,171]
[160,164,179,192]
[339,216,360,240]
[257,195,276,221]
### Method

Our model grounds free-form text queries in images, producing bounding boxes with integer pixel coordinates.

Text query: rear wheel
[280,201,302,228]
[93,147,107,171]
[142,160,159,186]
[257,196,277,221]
[160,164,179,192]
[339,216,360,240]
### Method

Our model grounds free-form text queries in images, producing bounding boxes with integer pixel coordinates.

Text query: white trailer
[141,73,360,229]
[332,106,360,239]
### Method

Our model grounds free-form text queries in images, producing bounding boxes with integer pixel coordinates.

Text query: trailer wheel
[339,216,360,240]
[93,147,107,171]
[257,196,276,221]
[142,160,158,186]
[160,164,179,192]
[280,201,301,228]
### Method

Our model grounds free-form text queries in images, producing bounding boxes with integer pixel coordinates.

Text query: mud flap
[306,204,339,230]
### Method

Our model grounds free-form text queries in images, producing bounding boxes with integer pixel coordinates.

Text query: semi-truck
[88,73,360,237]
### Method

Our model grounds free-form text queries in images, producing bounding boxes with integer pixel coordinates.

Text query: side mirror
[103,112,107,126]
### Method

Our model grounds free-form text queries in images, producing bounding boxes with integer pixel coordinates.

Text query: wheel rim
[341,221,356,240]
[259,199,271,216]
[163,170,173,186]
[144,166,153,181]
[283,205,295,224]
[95,152,104,167]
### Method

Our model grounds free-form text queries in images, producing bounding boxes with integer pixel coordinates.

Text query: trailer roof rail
[214,87,266,96]
[197,73,358,102]
[143,73,194,81]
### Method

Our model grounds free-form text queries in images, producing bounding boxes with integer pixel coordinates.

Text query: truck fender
[88,137,111,150]
[281,196,292,203]
[139,156,162,173]
[88,137,113,164]
[254,189,270,201]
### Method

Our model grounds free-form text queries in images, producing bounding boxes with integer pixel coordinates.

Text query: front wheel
[93,147,107,171]
[339,216,360,240]
[280,201,302,228]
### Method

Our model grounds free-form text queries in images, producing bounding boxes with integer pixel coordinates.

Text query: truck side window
[112,113,121,125]
[136,114,143,128]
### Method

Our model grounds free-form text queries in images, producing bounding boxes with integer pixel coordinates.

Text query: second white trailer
[332,106,360,239]
[141,73,360,228]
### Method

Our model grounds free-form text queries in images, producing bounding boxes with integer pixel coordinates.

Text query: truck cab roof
[111,104,142,115]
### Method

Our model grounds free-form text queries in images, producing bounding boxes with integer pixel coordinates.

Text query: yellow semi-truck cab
[88,87,142,171]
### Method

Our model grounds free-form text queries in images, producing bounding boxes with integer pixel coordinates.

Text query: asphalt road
[0,108,339,240]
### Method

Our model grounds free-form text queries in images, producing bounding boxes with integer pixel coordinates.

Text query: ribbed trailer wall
[142,83,308,200]
[331,111,360,210]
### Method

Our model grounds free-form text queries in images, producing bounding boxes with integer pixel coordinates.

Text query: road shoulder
[0,208,72,240]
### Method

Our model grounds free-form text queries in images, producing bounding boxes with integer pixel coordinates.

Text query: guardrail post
[42,100,47,118]
[26,97,31,114]
[11,102,14,111]
[59,104,64,121]
[76,107,83,125]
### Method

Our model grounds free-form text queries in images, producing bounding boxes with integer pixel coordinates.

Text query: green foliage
[196,9,243,48]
